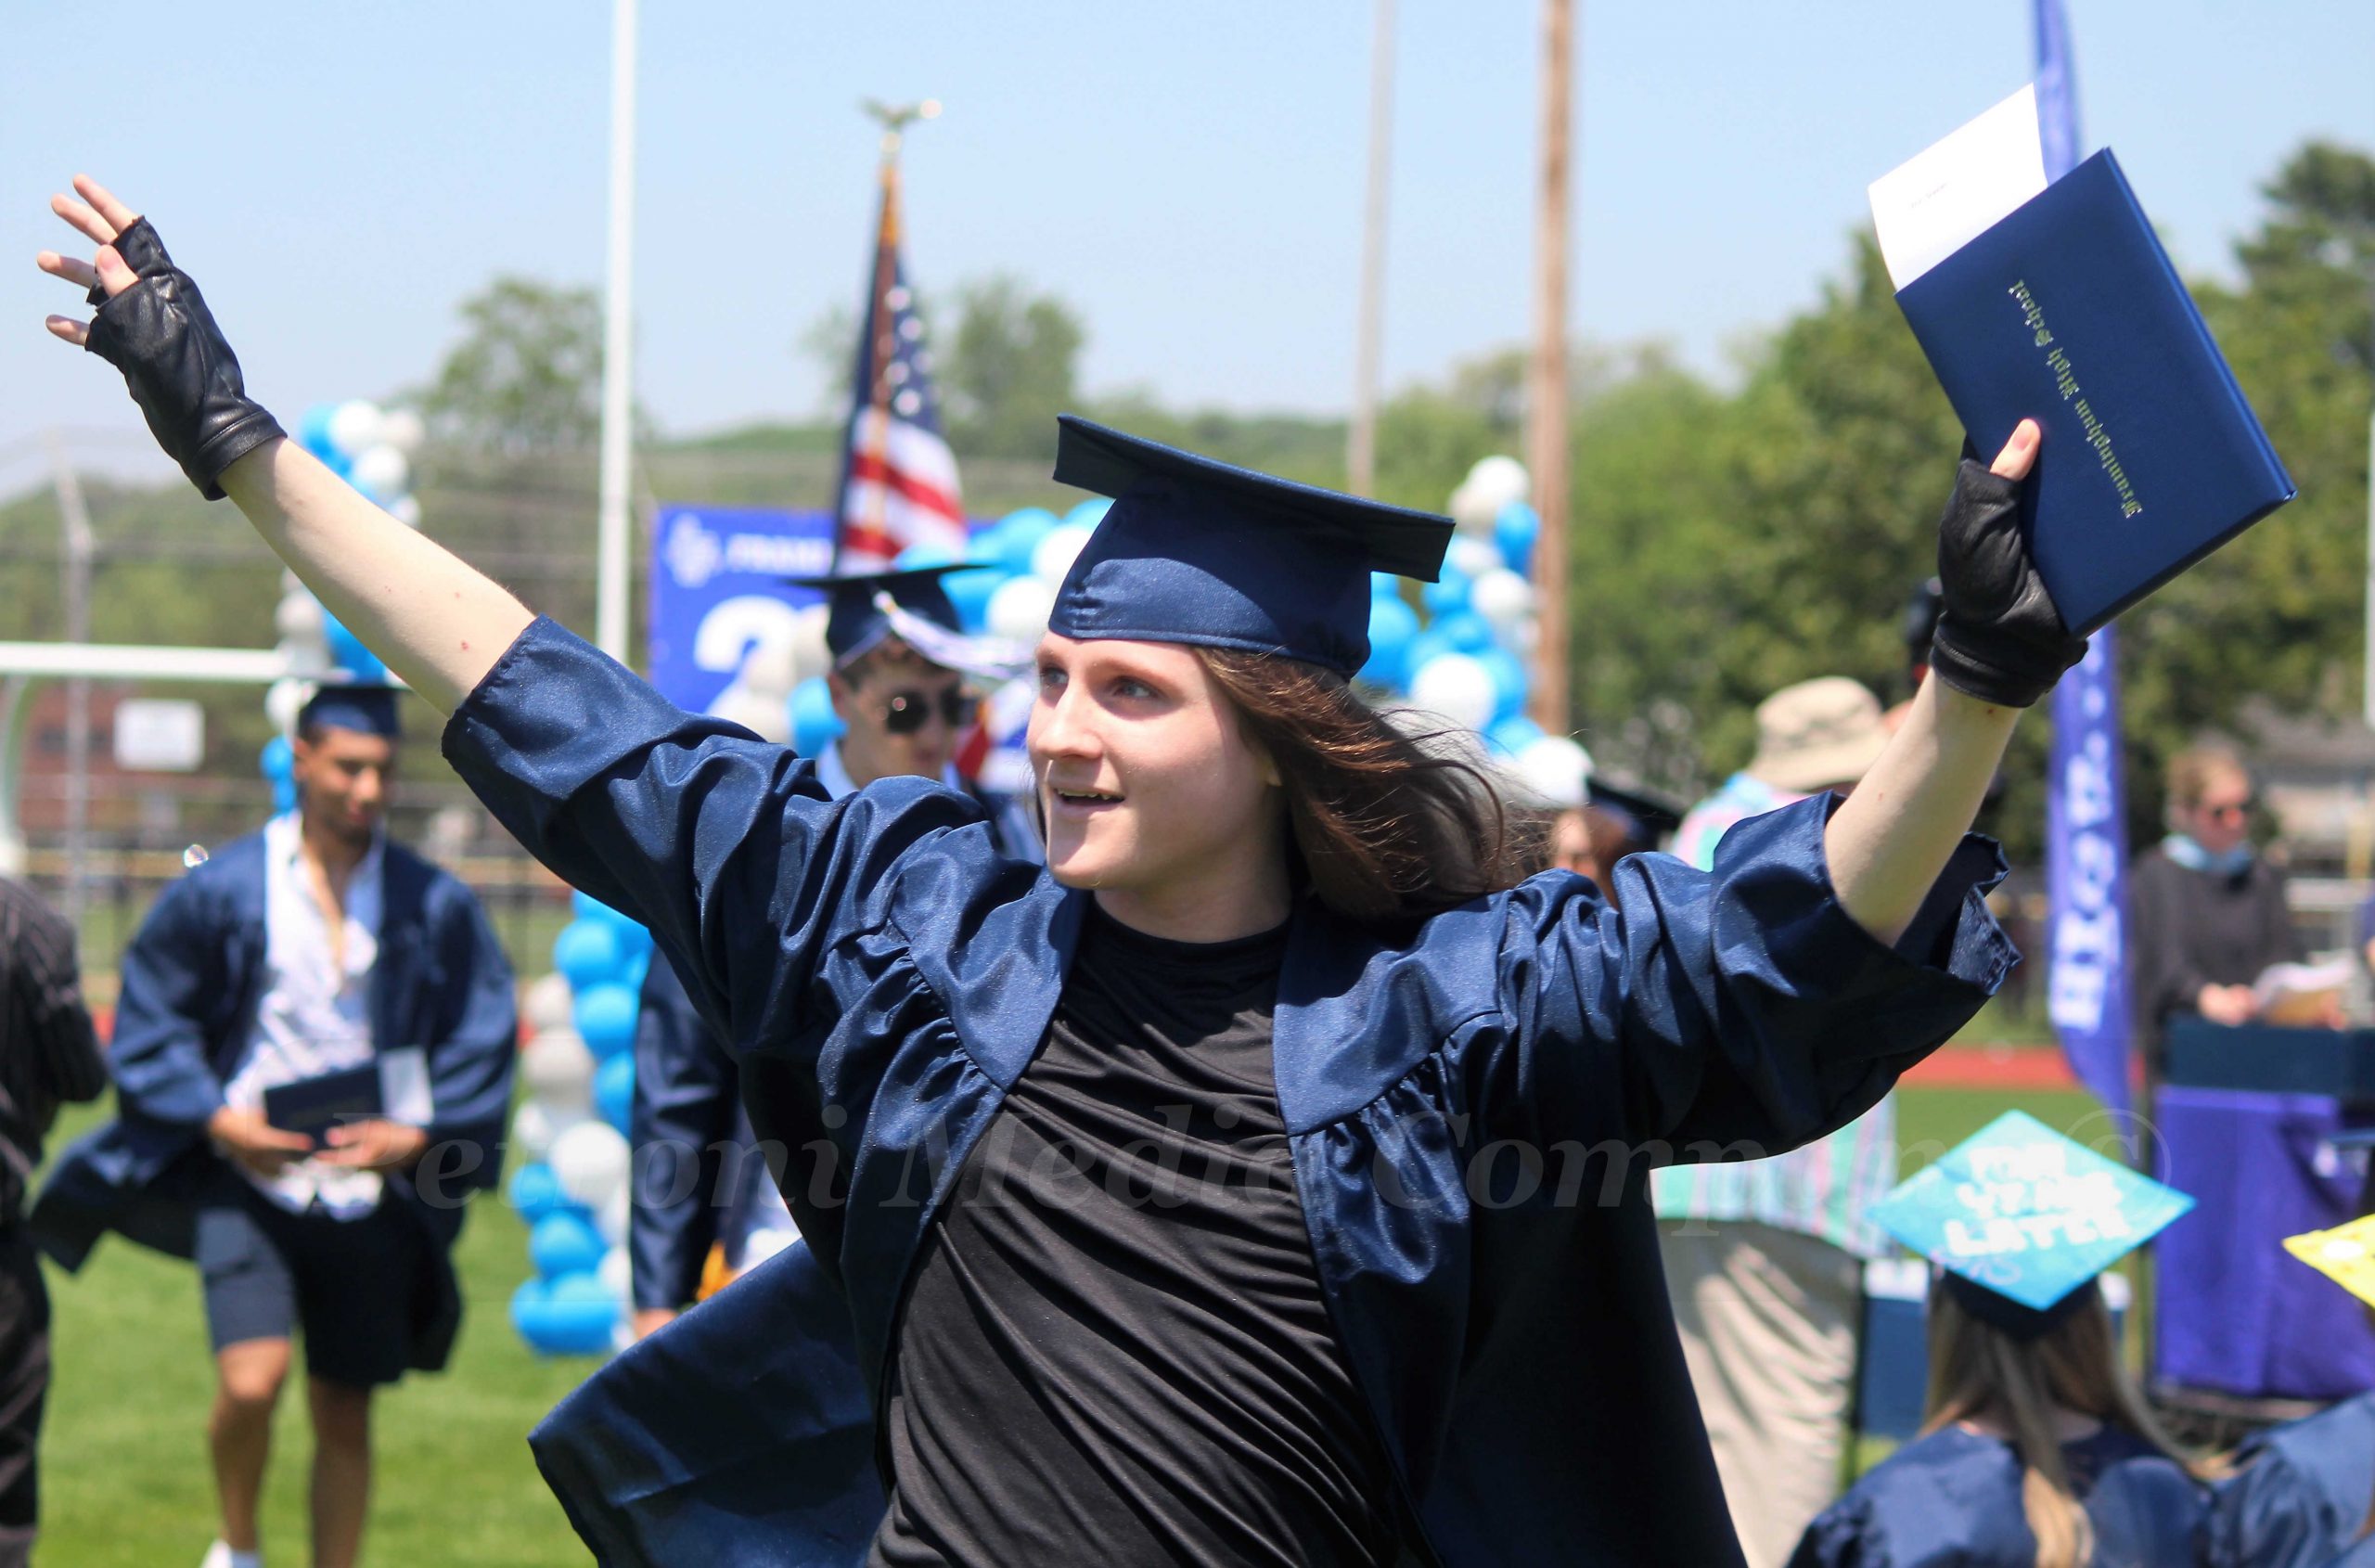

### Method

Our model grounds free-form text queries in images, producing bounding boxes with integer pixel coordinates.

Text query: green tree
[940,276,1085,461]
[419,276,610,454]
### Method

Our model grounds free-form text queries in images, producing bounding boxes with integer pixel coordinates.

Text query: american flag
[832,165,966,570]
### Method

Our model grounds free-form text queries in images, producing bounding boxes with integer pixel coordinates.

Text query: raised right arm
[40,176,530,710]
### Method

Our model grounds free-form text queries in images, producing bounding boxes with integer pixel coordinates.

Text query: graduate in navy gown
[627,568,1036,1339]
[47,177,2091,1568]
[1788,1121,2213,1568]
[2200,1175,2375,1568]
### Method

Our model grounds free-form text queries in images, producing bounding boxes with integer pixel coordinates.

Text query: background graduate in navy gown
[1787,1120,2214,1568]
[628,568,1037,1338]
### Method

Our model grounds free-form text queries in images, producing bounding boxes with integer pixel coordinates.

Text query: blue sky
[1,0,2367,489]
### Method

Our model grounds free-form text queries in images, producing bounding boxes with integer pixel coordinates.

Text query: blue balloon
[511,1275,617,1356]
[529,1209,607,1280]
[551,919,622,992]
[620,948,651,995]
[1060,498,1111,533]
[1479,648,1531,724]
[789,676,846,756]
[943,564,1006,635]
[1496,501,1541,578]
[259,735,294,783]
[319,613,387,683]
[1432,610,1496,654]
[573,981,641,1061]
[571,890,635,928]
[506,1162,570,1223]
[1422,566,1471,616]
[297,404,339,457]
[993,508,1059,576]
[894,542,958,571]
[1371,571,1406,601]
[594,1052,635,1134]
[272,777,299,815]
[1403,629,1454,680]
[1359,595,1419,690]
[1488,715,1546,755]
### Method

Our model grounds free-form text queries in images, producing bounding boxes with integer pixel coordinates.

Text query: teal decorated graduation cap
[1870,1110,2193,1336]
[1048,416,1455,677]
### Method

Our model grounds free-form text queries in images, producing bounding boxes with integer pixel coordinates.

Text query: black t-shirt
[867,904,1405,1567]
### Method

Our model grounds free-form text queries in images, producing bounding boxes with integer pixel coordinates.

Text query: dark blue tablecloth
[2153,1084,2375,1400]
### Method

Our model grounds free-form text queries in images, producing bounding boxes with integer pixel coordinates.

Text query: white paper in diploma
[1868,84,2048,290]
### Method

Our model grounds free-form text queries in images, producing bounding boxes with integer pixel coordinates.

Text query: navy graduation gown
[2202,1391,2375,1568]
[1788,1426,2207,1567]
[31,829,519,1373]
[444,617,2016,1568]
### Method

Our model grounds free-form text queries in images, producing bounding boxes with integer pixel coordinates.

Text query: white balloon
[511,1099,585,1163]
[386,494,424,529]
[708,684,792,744]
[598,1244,633,1303]
[789,603,833,688]
[1469,569,1536,634]
[379,407,428,455]
[327,400,384,460]
[1465,454,1531,514]
[1447,479,1498,538]
[738,636,801,701]
[263,676,310,736]
[986,576,1057,643]
[1407,653,1497,731]
[1515,735,1594,810]
[273,592,325,647]
[349,443,411,503]
[522,1027,596,1111]
[1029,523,1096,586]
[551,1120,633,1212]
[524,972,576,1034]
[594,1185,632,1247]
[1446,536,1503,582]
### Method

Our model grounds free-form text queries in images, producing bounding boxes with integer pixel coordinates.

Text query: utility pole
[1346,0,1396,496]
[595,0,639,660]
[45,431,92,925]
[1526,0,1574,731]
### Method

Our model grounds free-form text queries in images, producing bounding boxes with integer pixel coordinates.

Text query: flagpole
[1525,0,1573,731]
[595,0,638,660]
[1346,0,1395,497]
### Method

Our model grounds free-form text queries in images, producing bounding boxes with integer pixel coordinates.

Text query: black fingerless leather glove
[1927,454,2088,709]
[83,217,285,500]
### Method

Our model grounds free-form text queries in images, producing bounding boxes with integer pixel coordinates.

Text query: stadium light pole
[596,0,639,662]
[1525,0,1573,731]
[1346,0,1395,497]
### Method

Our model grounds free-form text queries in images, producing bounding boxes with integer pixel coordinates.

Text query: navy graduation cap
[781,565,970,668]
[296,683,402,739]
[1048,416,1455,677]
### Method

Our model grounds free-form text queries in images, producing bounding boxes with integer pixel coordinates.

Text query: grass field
[25,1073,2104,1564]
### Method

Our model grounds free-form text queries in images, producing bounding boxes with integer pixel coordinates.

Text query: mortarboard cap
[1869,1110,2193,1339]
[2284,1214,2375,1309]
[1047,416,1456,677]
[782,564,980,671]
[296,683,402,740]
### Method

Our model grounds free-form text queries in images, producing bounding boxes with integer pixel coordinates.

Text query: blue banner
[647,505,835,713]
[2035,0,2134,1120]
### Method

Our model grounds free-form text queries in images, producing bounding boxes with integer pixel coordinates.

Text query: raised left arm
[1825,418,2082,945]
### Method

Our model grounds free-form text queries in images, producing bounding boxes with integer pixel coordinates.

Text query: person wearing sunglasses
[627,565,1038,1343]
[2129,745,2306,1063]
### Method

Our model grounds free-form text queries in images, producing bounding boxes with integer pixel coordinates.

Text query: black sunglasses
[879,688,979,736]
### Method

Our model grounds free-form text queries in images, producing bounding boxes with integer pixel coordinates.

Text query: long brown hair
[1922,1283,2218,1568]
[1196,649,1541,926]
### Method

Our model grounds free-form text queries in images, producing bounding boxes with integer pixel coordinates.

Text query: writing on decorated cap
[1869,1110,2193,1335]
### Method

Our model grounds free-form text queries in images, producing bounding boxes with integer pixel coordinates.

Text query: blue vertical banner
[647,504,835,712]
[2035,0,2134,1122]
